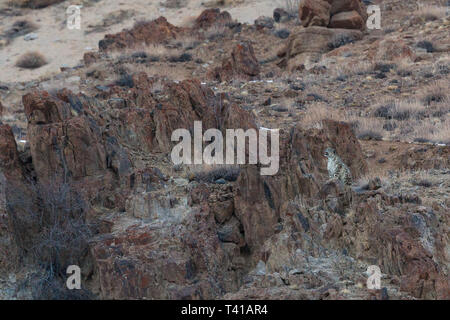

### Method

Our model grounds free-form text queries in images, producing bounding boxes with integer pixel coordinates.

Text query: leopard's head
[324,147,337,159]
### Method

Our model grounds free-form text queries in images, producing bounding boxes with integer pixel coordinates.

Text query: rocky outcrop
[329,10,365,30]
[194,8,232,30]
[97,9,233,52]
[23,91,108,182]
[0,124,22,178]
[299,0,367,30]
[91,204,240,299]
[234,120,367,251]
[208,42,260,81]
[99,17,183,52]
[298,0,332,27]
[329,0,368,21]
[277,26,363,70]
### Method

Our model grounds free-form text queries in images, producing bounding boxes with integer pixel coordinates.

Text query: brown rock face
[194,8,232,29]
[329,10,365,29]
[329,0,368,21]
[98,17,182,52]
[23,91,107,182]
[0,124,22,177]
[208,42,260,81]
[277,26,363,70]
[298,0,367,30]
[91,205,242,299]
[298,0,332,27]
[234,120,367,251]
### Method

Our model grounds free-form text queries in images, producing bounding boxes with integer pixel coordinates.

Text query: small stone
[215,178,227,185]
[24,33,38,41]
[255,260,267,276]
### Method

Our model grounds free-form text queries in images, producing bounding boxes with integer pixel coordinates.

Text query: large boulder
[208,42,260,81]
[298,0,368,30]
[277,26,363,70]
[329,0,368,21]
[194,8,232,29]
[329,10,365,30]
[298,0,332,27]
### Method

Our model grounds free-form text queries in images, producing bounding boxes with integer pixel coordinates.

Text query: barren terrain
[0,0,449,300]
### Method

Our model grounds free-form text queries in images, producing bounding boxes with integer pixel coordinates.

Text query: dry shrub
[4,19,38,40]
[372,100,427,121]
[330,61,374,77]
[412,118,450,144]
[300,103,347,129]
[6,180,95,299]
[16,51,47,69]
[414,4,447,21]
[284,0,301,16]
[203,24,228,41]
[161,0,187,8]
[124,63,190,82]
[418,80,450,106]
[8,0,65,9]
[191,165,241,183]
[353,117,385,141]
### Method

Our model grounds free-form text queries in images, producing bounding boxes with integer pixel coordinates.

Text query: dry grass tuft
[283,0,301,16]
[190,164,241,183]
[418,80,450,106]
[15,51,48,69]
[8,0,65,9]
[414,4,447,21]
[161,0,187,8]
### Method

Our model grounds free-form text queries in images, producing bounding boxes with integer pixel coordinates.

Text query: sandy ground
[0,0,283,83]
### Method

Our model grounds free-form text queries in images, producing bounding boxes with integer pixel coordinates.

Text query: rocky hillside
[0,0,449,299]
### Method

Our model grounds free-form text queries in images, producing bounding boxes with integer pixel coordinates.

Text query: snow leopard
[324,147,352,186]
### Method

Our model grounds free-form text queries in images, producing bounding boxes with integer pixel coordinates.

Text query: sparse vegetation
[191,165,241,183]
[283,0,300,16]
[414,4,447,22]
[6,180,95,299]
[4,19,38,40]
[328,34,356,50]
[419,81,449,106]
[161,0,187,8]
[16,51,47,69]
[8,0,66,9]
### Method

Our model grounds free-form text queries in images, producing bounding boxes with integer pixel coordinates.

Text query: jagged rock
[234,120,367,251]
[98,17,182,52]
[208,42,260,81]
[23,91,107,181]
[212,199,234,224]
[298,0,332,27]
[91,205,240,299]
[194,8,232,30]
[0,124,22,178]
